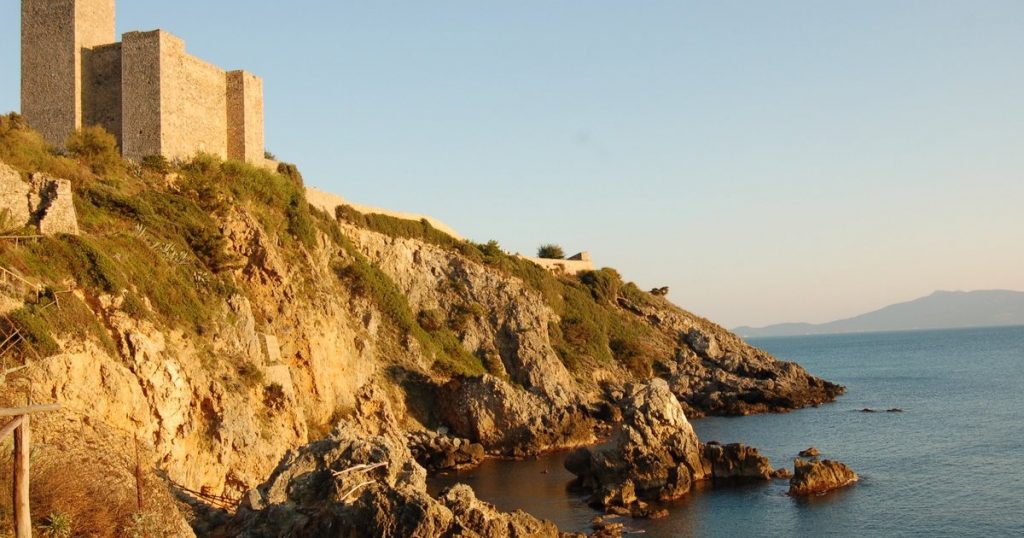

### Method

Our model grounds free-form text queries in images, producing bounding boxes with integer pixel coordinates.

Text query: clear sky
[2,1,1022,328]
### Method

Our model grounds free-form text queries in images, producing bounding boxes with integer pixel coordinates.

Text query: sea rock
[799,447,820,458]
[702,442,774,480]
[788,458,859,496]
[438,374,594,457]
[772,468,793,480]
[439,483,567,537]
[564,379,708,514]
[223,386,572,537]
[406,430,485,472]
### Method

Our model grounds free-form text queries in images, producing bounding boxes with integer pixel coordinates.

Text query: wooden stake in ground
[13,415,30,538]
[1,403,61,538]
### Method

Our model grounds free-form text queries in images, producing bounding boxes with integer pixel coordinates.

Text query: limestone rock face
[438,374,594,457]
[347,226,580,407]
[565,379,707,513]
[788,458,859,496]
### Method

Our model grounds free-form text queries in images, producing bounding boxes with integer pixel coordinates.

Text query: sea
[429,325,1024,537]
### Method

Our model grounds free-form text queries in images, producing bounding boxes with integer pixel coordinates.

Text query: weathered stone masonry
[21,0,267,166]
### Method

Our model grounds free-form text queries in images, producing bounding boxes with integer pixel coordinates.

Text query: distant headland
[735,289,1024,337]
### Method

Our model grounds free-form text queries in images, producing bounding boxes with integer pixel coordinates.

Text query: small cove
[428,326,1024,537]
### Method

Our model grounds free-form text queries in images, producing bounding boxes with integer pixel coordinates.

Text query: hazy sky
[1,1,1022,328]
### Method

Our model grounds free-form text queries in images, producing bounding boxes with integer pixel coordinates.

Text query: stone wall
[121,30,164,161]
[82,42,123,143]
[20,0,266,165]
[0,162,31,228]
[21,0,78,149]
[0,160,79,236]
[520,254,594,276]
[161,36,229,161]
[32,174,81,236]
[305,187,465,240]
[227,71,266,163]
[21,0,116,150]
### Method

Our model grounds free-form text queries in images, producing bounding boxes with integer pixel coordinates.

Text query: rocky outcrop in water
[662,325,844,417]
[438,374,595,457]
[222,387,576,537]
[565,379,774,517]
[702,442,774,480]
[788,458,859,496]
[406,430,485,472]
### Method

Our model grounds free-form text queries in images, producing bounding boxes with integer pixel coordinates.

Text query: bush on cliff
[0,113,88,183]
[66,125,123,176]
[537,244,565,259]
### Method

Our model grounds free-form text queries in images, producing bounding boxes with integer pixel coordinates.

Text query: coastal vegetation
[0,113,842,536]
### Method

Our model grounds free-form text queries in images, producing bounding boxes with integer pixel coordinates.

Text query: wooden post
[13,415,30,538]
[134,435,145,512]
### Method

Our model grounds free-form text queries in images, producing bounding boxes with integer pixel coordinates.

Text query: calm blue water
[430,326,1024,537]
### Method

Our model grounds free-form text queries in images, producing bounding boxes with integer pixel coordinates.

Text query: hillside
[0,114,841,536]
[735,290,1024,337]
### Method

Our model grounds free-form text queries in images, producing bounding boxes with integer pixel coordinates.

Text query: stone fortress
[21,0,267,165]
[15,0,595,271]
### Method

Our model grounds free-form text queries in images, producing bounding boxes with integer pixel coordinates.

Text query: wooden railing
[1,403,61,538]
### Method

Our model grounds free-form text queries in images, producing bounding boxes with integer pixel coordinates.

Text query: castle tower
[21,0,116,150]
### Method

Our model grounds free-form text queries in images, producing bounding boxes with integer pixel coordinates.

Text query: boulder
[437,374,594,457]
[788,458,858,496]
[771,468,793,480]
[702,442,774,480]
[223,385,574,537]
[564,379,708,514]
[799,447,820,458]
[406,431,485,472]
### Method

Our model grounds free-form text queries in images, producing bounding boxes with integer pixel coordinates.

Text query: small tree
[537,244,565,259]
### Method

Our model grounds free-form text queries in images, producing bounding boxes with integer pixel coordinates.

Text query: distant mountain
[735,290,1024,337]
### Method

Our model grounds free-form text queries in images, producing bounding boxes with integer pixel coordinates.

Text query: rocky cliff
[0,114,842,536]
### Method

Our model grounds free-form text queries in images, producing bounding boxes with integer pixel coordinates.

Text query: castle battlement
[21,0,267,166]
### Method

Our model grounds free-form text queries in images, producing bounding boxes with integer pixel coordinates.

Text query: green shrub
[264,383,287,411]
[286,191,316,248]
[537,244,565,259]
[38,511,72,538]
[140,154,170,175]
[448,302,484,333]
[185,224,234,273]
[335,205,463,251]
[580,268,623,304]
[474,240,505,265]
[0,113,90,183]
[610,336,651,378]
[66,126,122,176]
[60,236,125,293]
[417,309,445,332]
[238,361,265,389]
[4,307,58,357]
